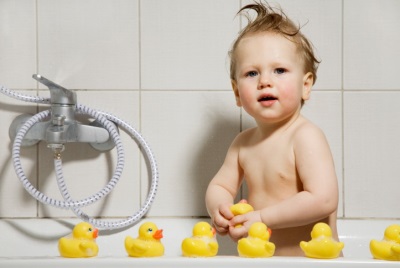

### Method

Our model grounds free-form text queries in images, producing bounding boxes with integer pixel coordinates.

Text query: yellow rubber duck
[181,221,218,257]
[300,222,344,259]
[124,222,164,257]
[58,222,99,258]
[370,224,400,261]
[237,222,275,258]
[230,199,254,228]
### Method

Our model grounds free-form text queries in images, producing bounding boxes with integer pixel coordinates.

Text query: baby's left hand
[228,210,262,241]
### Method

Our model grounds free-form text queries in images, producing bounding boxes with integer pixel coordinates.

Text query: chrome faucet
[9,74,114,152]
[2,74,159,230]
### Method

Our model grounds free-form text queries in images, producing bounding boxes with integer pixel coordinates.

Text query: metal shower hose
[0,84,158,230]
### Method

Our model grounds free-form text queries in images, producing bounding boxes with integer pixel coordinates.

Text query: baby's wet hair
[229,1,320,84]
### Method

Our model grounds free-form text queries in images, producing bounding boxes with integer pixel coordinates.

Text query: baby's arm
[230,125,338,237]
[206,135,244,235]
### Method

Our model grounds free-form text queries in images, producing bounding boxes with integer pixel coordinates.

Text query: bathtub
[0,218,399,267]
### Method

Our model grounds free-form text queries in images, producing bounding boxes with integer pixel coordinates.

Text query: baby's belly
[269,223,314,256]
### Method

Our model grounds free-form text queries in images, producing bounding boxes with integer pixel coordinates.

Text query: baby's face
[232,32,312,124]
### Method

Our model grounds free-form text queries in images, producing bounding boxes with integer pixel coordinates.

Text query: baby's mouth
[258,95,277,102]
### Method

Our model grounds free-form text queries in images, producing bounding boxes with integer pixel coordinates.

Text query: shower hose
[0,84,158,230]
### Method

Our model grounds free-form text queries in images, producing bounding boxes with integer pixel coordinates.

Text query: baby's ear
[231,80,242,107]
[302,72,313,101]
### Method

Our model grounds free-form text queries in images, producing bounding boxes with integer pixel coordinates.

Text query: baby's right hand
[211,203,234,235]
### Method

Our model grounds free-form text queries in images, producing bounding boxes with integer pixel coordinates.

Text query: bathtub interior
[0,218,399,267]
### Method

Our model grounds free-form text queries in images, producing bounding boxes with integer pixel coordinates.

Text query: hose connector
[48,143,65,159]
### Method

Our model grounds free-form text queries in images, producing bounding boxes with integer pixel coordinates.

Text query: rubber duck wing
[391,244,400,254]
[126,238,147,254]
[78,241,98,257]
[265,241,276,253]
[182,238,200,250]
[238,238,256,250]
[208,241,219,255]
[78,241,93,250]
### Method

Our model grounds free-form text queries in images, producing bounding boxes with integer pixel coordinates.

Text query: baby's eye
[246,71,258,77]
[274,68,286,74]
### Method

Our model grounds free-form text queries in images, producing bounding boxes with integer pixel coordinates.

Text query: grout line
[341,0,345,218]
[238,0,243,200]
[35,0,39,85]
[35,0,40,218]
[138,0,142,207]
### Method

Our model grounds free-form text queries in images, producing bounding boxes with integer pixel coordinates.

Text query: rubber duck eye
[88,228,92,232]
[147,228,153,232]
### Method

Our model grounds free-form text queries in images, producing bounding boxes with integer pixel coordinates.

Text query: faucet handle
[33,74,77,105]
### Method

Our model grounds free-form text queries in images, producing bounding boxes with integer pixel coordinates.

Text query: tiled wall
[1,0,399,221]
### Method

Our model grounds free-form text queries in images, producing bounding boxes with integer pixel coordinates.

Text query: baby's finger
[214,225,229,235]
[213,215,230,233]
[230,214,245,227]
[213,223,229,235]
[219,204,234,220]
[228,225,247,241]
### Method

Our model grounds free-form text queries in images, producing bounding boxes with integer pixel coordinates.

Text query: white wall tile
[141,91,240,216]
[0,91,38,217]
[38,91,141,218]
[344,0,400,90]
[242,91,344,217]
[302,92,343,217]
[344,92,400,218]
[0,0,37,88]
[243,0,342,90]
[37,0,139,90]
[141,0,240,90]
[2,0,400,223]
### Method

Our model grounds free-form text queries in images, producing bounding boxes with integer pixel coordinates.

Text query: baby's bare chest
[238,140,298,187]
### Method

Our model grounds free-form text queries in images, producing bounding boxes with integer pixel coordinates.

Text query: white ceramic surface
[0,218,398,267]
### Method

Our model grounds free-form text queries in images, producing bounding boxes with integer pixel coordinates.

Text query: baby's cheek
[238,90,253,105]
[281,85,303,104]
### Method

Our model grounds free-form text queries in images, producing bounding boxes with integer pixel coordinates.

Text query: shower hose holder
[2,74,159,231]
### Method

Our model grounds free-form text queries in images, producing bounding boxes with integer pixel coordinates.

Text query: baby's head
[229,1,319,85]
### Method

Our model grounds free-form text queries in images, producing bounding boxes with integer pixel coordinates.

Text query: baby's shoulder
[293,118,327,144]
[229,127,257,148]
[235,127,257,140]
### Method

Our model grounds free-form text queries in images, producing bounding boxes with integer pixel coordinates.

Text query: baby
[205,1,340,256]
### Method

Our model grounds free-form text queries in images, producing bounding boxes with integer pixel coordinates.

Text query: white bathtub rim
[0,218,399,260]
[1,256,399,268]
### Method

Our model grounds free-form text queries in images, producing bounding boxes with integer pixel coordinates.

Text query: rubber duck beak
[93,228,99,239]
[153,229,163,240]
[267,228,272,237]
[212,227,216,236]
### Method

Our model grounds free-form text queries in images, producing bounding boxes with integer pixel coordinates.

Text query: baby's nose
[258,73,272,89]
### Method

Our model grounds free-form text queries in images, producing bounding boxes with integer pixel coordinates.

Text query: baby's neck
[255,113,304,137]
